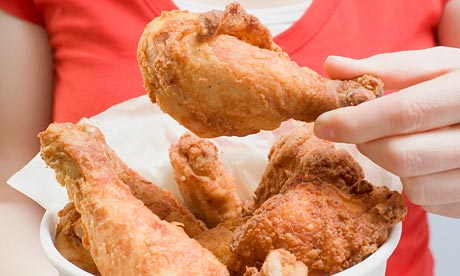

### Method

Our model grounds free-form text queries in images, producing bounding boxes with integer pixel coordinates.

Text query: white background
[429,214,460,275]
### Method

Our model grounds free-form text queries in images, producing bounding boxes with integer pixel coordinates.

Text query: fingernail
[314,118,336,140]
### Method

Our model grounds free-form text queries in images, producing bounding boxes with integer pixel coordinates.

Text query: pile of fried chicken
[40,122,406,276]
[39,3,407,276]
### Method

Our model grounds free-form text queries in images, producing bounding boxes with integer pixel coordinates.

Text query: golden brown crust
[231,123,406,276]
[197,3,280,51]
[109,154,207,237]
[44,122,405,276]
[243,249,308,276]
[195,216,250,275]
[53,124,208,238]
[169,132,245,228]
[55,202,100,275]
[233,182,405,276]
[137,3,383,137]
[254,123,365,206]
[40,123,228,276]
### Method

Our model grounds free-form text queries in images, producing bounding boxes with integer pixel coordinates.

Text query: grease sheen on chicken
[43,122,406,276]
[231,124,407,276]
[137,3,383,137]
[39,123,228,276]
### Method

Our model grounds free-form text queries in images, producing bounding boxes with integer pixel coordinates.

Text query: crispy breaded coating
[243,249,308,276]
[39,123,228,276]
[233,181,406,276]
[254,123,364,206]
[232,124,407,276]
[195,216,249,275]
[108,151,207,237]
[55,202,100,275]
[49,123,207,238]
[137,3,383,137]
[169,132,244,227]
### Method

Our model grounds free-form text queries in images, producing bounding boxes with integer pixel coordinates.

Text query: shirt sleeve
[0,0,44,26]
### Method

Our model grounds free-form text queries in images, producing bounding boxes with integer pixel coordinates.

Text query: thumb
[324,46,460,90]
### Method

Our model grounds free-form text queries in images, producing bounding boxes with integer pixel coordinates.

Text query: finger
[325,46,460,90]
[355,124,460,177]
[421,202,460,218]
[314,69,460,143]
[401,168,460,206]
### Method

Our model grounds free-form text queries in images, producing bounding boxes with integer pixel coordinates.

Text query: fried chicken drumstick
[47,123,207,238]
[39,123,228,276]
[137,2,383,137]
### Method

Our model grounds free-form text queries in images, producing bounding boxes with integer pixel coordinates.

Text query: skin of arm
[438,0,460,47]
[315,1,460,218]
[0,9,56,275]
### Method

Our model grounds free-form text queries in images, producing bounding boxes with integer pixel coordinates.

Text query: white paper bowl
[40,207,402,276]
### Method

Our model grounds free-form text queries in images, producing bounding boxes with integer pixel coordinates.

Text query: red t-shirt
[1,0,446,275]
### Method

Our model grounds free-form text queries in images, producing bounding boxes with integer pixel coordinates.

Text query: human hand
[314,46,460,218]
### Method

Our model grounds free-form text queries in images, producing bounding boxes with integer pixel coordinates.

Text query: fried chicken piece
[194,216,249,275]
[233,181,406,276]
[244,249,308,276]
[39,123,228,276]
[231,124,407,276]
[169,132,257,274]
[49,122,206,238]
[55,202,100,275]
[137,2,383,137]
[108,150,207,237]
[254,123,365,207]
[58,131,249,275]
[169,132,245,227]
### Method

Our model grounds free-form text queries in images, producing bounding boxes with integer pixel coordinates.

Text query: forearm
[0,9,57,275]
[0,9,54,191]
[438,0,460,47]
